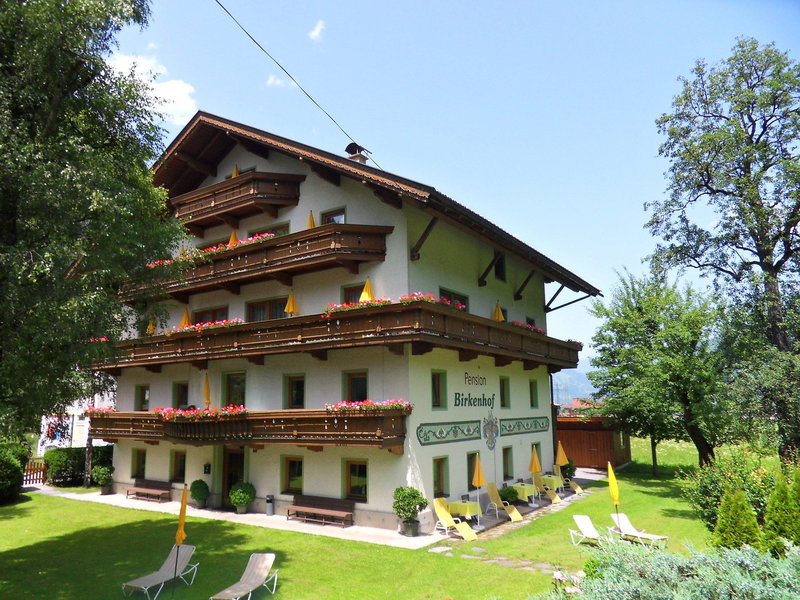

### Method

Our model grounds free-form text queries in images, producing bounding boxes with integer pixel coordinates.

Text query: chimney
[348,152,368,164]
[344,142,370,165]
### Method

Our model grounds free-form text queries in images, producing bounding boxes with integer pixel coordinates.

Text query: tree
[0,1,184,436]
[646,38,800,457]
[711,485,761,549]
[589,271,723,472]
[761,470,798,557]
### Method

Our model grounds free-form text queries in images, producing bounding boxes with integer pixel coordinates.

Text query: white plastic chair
[122,544,199,600]
[209,553,279,600]
[569,515,603,545]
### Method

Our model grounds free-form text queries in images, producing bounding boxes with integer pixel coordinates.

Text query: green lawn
[1,439,713,599]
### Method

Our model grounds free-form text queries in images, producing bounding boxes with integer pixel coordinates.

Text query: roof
[153,111,600,297]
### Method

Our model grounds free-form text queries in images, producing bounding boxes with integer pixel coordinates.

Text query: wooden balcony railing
[170,171,306,235]
[122,224,394,301]
[88,409,408,453]
[103,301,581,372]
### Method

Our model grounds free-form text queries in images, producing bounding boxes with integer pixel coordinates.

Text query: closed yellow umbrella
[359,278,374,302]
[203,373,211,407]
[179,309,191,328]
[231,164,239,178]
[472,454,487,488]
[175,484,188,546]
[528,445,542,474]
[284,290,298,315]
[491,300,504,322]
[306,211,316,229]
[608,462,620,508]
[555,440,569,466]
[228,229,239,246]
[145,318,156,335]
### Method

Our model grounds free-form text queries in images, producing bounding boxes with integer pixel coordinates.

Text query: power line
[212,0,383,170]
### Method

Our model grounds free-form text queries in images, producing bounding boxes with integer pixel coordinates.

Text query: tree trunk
[83,438,93,487]
[677,394,715,466]
[650,437,659,477]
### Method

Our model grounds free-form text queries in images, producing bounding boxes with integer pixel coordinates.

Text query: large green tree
[646,38,800,457]
[589,272,724,471]
[0,0,183,436]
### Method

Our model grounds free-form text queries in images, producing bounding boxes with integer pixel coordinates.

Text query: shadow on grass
[0,494,33,517]
[0,516,289,600]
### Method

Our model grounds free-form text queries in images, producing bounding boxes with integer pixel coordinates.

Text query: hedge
[0,449,24,504]
[43,445,114,486]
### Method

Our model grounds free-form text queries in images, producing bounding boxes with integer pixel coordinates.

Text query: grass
[1,439,713,599]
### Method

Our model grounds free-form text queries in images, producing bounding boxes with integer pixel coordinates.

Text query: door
[222,447,245,508]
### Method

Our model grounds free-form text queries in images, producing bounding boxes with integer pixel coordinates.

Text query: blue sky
[116,1,800,365]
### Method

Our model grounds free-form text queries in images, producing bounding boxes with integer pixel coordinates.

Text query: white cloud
[146,41,159,51]
[109,53,197,126]
[308,20,325,42]
[266,74,287,87]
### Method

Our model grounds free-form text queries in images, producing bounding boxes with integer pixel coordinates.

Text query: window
[286,376,305,409]
[529,380,539,409]
[194,306,228,324]
[438,288,469,311]
[494,253,506,281]
[224,372,247,406]
[433,456,449,497]
[345,372,368,403]
[134,385,150,411]
[132,449,146,478]
[171,451,186,482]
[342,284,365,304]
[173,382,189,409]
[431,371,446,409]
[247,297,288,321]
[283,456,303,493]
[502,446,514,481]
[321,208,345,224]
[345,460,367,501]
[250,223,289,237]
[467,451,479,491]
[499,377,510,409]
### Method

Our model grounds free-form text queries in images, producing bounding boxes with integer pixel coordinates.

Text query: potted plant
[190,479,210,509]
[392,486,429,536]
[91,465,114,494]
[499,485,520,505]
[229,481,256,514]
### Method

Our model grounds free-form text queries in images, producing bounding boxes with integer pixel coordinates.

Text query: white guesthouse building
[89,112,599,532]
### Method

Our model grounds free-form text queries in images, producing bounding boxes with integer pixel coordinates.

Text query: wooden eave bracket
[409,216,438,261]
[217,282,241,295]
[308,350,328,361]
[411,342,433,355]
[369,185,403,209]
[478,251,503,287]
[494,356,513,367]
[458,349,479,362]
[227,132,271,160]
[184,222,204,238]
[247,355,265,365]
[307,161,341,186]
[191,360,208,370]
[175,151,217,177]
[218,214,239,229]
[546,289,593,313]
[514,269,536,300]
[145,365,162,373]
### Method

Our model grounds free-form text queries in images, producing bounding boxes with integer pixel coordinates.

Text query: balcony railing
[103,301,581,372]
[88,409,408,453]
[170,171,306,234]
[122,224,394,301]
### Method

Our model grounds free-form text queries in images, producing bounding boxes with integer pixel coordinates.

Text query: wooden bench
[285,494,355,527]
[126,478,172,502]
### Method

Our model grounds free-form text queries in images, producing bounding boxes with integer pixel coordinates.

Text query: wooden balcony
[103,301,581,372]
[123,224,394,301]
[171,171,306,235]
[88,409,408,453]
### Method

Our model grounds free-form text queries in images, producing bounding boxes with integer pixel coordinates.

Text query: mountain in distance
[551,369,597,405]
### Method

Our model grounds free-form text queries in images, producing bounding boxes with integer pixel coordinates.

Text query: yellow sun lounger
[554,464,584,494]
[533,473,561,504]
[486,483,523,522]
[433,497,477,541]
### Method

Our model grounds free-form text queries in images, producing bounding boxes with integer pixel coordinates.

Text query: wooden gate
[24,460,47,485]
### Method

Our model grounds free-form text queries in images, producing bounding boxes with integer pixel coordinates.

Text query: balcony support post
[478,251,503,287]
[409,216,438,261]
[514,269,536,300]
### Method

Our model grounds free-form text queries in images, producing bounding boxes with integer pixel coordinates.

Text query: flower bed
[83,407,117,417]
[146,232,275,269]
[399,292,466,311]
[322,292,466,318]
[154,405,248,421]
[164,318,244,336]
[325,399,413,413]
[322,297,392,318]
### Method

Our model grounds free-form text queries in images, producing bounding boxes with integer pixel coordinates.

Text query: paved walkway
[25,467,605,552]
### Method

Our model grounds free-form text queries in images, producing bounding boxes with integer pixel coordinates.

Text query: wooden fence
[24,460,47,485]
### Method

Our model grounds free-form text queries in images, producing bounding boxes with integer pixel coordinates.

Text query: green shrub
[499,485,519,504]
[679,453,774,530]
[531,543,800,599]
[392,486,428,521]
[189,479,210,501]
[711,485,761,549]
[0,449,24,504]
[90,465,114,486]
[228,481,255,507]
[561,458,577,480]
[792,467,800,545]
[42,445,114,486]
[0,439,30,470]
[761,470,797,557]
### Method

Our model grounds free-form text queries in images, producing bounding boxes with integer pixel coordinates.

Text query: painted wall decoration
[416,420,481,446]
[499,416,550,436]
[482,411,499,450]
